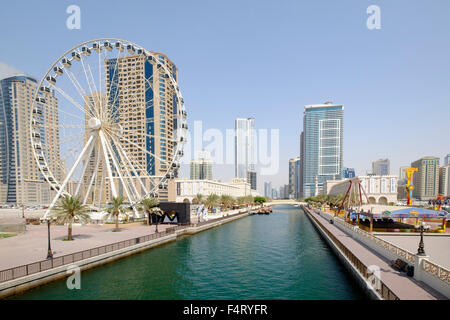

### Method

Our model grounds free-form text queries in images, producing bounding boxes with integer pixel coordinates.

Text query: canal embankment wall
[302,206,382,300]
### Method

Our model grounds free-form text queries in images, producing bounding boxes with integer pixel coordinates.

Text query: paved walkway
[377,235,450,269]
[0,223,173,270]
[308,209,445,300]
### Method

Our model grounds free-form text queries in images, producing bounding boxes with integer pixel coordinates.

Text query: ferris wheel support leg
[42,135,95,220]
[112,136,148,196]
[99,130,118,199]
[74,138,96,197]
[104,137,135,214]
[83,145,102,205]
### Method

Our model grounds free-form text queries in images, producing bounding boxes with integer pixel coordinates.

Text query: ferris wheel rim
[30,38,188,208]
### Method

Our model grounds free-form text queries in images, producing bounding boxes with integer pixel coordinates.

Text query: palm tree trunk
[68,220,73,240]
[115,214,119,231]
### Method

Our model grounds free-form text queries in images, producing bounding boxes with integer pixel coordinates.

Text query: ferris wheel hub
[88,117,101,130]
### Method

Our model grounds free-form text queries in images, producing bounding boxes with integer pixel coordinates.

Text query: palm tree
[104,196,127,232]
[151,207,163,233]
[236,196,246,207]
[220,195,235,209]
[192,193,204,205]
[50,195,90,241]
[206,193,219,210]
[139,197,159,225]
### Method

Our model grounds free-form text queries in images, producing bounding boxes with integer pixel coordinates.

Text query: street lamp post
[415,221,428,256]
[46,219,53,259]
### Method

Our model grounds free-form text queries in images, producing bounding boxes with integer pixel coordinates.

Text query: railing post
[413,254,430,282]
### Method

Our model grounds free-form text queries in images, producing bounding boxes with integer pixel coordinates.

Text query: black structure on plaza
[150,202,190,225]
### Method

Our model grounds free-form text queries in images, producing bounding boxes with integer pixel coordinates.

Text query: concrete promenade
[0,223,175,270]
[305,207,445,300]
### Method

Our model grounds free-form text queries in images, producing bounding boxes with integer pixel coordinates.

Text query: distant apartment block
[190,157,213,180]
[439,165,450,197]
[246,170,257,191]
[372,159,390,176]
[411,157,440,200]
[289,157,300,198]
[444,154,450,166]
[264,181,272,198]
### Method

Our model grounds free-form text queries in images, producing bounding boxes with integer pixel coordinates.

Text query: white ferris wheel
[30,38,187,219]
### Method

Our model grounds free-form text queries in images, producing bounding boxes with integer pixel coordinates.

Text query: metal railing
[0,227,177,284]
[304,206,399,300]
[327,211,417,264]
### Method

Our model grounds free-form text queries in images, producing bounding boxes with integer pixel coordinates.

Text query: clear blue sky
[1,0,450,192]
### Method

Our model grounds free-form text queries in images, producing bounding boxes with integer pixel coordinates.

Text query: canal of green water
[10,205,366,299]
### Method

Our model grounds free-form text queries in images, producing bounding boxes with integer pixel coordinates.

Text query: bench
[391,258,408,272]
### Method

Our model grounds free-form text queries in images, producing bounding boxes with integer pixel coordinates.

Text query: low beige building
[168,177,258,203]
[325,175,398,205]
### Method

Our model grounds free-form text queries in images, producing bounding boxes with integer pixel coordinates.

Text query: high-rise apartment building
[289,157,300,198]
[106,52,180,201]
[372,159,390,176]
[444,154,450,166]
[398,166,408,185]
[411,157,440,200]
[0,62,61,204]
[264,181,272,198]
[190,157,213,180]
[235,118,255,179]
[246,170,257,190]
[299,132,304,198]
[300,102,344,198]
[439,165,450,197]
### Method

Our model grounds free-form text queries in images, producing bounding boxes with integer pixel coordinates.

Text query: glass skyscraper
[300,102,344,198]
[235,117,255,179]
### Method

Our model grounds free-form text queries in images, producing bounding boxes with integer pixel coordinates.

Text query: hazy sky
[1,0,449,193]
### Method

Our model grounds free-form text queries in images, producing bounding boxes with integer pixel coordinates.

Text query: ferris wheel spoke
[58,107,87,122]
[95,162,106,208]
[108,77,156,121]
[105,47,125,116]
[43,135,95,219]
[109,145,141,200]
[114,134,172,166]
[121,129,178,143]
[104,137,135,204]
[79,54,101,119]
[64,67,95,117]
[74,139,96,196]
[83,147,102,205]
[49,83,93,118]
[110,135,148,196]
[99,130,118,198]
